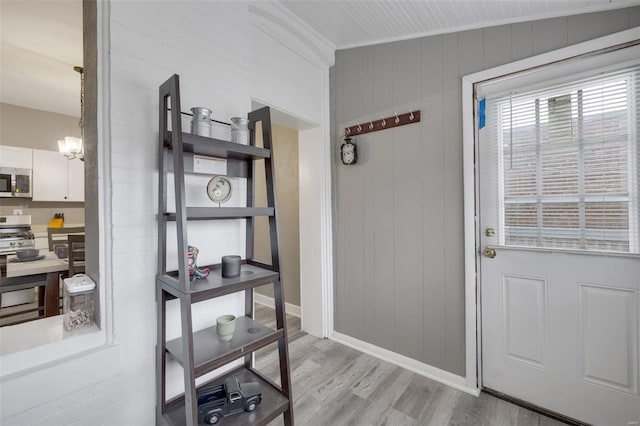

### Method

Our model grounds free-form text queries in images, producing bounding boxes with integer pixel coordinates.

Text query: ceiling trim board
[335,3,640,50]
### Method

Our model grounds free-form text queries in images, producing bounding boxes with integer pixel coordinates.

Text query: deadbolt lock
[484,247,496,258]
[485,228,496,237]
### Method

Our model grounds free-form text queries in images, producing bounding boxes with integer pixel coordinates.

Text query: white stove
[0,214,35,255]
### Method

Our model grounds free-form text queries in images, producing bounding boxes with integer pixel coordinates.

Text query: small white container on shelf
[190,107,213,137]
[230,117,250,145]
[63,274,96,331]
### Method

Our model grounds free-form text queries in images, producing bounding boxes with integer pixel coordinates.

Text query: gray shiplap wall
[331,7,640,376]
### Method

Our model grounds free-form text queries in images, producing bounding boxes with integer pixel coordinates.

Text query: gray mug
[221,255,241,278]
[216,314,236,342]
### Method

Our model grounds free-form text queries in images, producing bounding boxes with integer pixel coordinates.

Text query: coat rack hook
[343,110,420,137]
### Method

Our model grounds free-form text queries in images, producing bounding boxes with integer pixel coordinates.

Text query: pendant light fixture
[58,66,84,160]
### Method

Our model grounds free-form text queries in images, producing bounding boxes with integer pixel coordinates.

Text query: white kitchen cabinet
[66,156,85,202]
[32,149,84,202]
[32,150,67,201]
[0,145,32,168]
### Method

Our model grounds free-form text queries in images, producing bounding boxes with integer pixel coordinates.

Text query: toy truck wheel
[246,401,257,412]
[205,412,221,424]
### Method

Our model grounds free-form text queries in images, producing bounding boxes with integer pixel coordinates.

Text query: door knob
[484,247,496,258]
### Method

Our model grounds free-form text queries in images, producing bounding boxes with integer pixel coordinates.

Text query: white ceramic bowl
[16,248,39,259]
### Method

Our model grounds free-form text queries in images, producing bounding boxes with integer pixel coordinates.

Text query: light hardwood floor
[254,303,566,426]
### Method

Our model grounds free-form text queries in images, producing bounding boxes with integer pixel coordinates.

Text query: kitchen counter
[6,251,68,277]
[2,251,69,318]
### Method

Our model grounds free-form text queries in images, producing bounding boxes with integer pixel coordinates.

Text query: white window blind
[484,65,640,253]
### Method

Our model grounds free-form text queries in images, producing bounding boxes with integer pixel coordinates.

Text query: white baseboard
[331,331,480,397]
[254,293,301,318]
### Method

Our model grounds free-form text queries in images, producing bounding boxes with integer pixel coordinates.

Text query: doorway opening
[253,122,302,325]
[250,101,329,337]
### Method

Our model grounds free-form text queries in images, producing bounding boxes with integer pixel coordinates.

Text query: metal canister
[190,107,212,137]
[230,117,250,145]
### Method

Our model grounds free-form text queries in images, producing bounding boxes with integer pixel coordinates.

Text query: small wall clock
[340,136,357,165]
[207,175,232,205]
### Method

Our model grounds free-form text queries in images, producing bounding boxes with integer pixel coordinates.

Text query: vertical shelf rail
[247,107,293,425]
[157,74,170,424]
[159,74,190,293]
[157,75,198,426]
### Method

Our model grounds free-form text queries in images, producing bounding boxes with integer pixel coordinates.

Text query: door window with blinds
[481,62,639,254]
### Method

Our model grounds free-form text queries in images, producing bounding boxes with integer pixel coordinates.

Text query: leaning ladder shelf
[156,74,293,426]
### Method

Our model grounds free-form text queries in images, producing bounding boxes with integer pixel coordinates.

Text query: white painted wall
[0,2,332,424]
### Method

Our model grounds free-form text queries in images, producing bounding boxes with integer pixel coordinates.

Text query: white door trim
[462,26,640,392]
[320,69,334,339]
[297,123,333,339]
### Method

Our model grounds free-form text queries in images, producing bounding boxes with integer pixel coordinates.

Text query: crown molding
[249,2,335,68]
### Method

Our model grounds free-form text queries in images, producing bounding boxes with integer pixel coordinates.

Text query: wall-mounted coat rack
[345,110,421,137]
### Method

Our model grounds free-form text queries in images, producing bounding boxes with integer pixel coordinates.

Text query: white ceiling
[1,1,639,118]
[280,0,640,49]
[0,0,83,118]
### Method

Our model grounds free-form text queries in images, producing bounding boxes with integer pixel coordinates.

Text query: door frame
[461,26,640,392]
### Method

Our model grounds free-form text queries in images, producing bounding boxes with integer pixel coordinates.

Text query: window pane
[585,201,629,230]
[503,148,537,196]
[541,202,581,249]
[505,202,538,246]
[584,139,628,194]
[540,234,581,249]
[542,202,579,228]
[541,143,579,195]
[496,70,637,254]
[585,200,630,252]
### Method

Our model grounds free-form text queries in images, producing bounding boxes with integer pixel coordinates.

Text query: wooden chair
[67,234,85,276]
[47,226,85,252]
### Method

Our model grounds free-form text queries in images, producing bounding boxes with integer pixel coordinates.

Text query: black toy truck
[197,377,262,424]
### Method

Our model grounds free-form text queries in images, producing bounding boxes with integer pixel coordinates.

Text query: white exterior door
[477,54,640,426]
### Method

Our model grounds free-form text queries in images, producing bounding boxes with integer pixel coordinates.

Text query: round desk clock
[207,175,233,204]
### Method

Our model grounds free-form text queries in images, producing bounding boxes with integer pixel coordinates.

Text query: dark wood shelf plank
[166,131,270,160]
[165,207,274,221]
[166,316,283,376]
[163,264,280,301]
[164,367,289,426]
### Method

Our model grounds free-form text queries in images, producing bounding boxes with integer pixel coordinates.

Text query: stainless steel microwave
[0,167,32,198]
